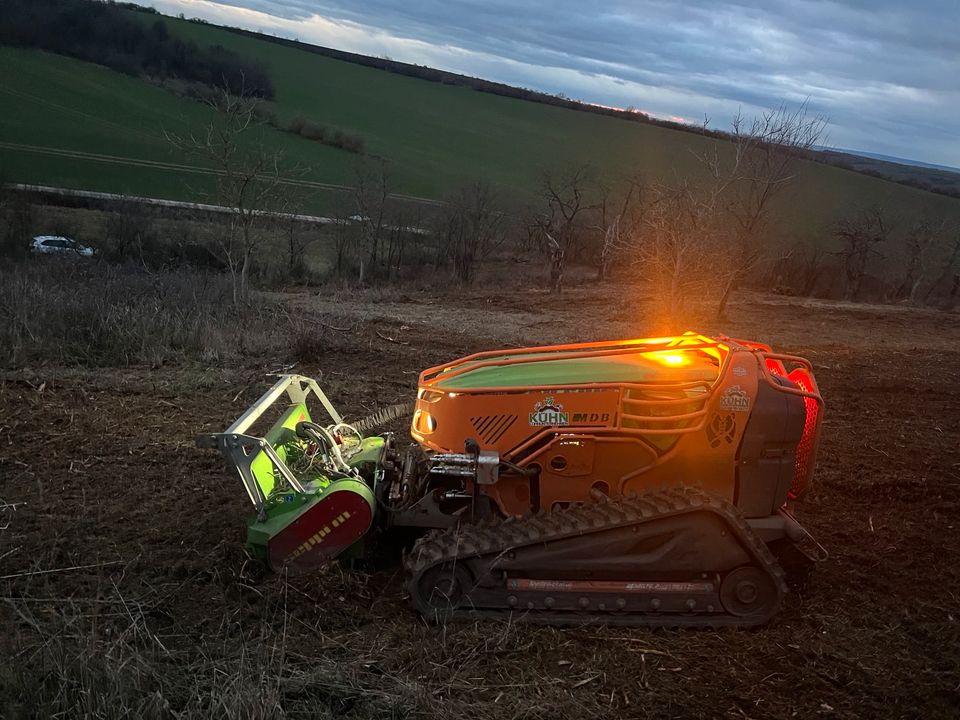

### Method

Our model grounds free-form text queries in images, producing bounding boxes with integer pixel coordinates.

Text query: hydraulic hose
[296,421,357,476]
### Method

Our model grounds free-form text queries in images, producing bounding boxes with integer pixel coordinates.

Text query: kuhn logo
[529,396,569,426]
[720,385,750,412]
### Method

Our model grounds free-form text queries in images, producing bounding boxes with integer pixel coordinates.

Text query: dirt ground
[1,285,959,719]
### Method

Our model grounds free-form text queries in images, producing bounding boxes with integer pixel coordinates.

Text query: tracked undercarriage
[198,332,824,627]
[407,488,787,627]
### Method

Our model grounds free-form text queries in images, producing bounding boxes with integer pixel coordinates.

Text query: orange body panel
[412,333,822,517]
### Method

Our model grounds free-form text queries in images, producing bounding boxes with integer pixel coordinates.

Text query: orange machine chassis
[411,333,823,518]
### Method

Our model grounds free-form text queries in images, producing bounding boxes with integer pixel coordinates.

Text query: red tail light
[765,358,786,377]
[787,368,820,499]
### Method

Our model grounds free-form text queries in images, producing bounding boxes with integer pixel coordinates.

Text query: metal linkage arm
[197,375,341,510]
[226,375,342,435]
[196,433,305,509]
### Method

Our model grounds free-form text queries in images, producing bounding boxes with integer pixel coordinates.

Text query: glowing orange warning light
[643,351,690,367]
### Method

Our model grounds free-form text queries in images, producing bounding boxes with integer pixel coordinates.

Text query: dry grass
[2,283,959,719]
[0,594,414,719]
[0,260,298,368]
[0,565,637,720]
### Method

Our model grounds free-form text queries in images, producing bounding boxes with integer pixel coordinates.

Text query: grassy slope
[2,10,959,245]
[0,47,360,210]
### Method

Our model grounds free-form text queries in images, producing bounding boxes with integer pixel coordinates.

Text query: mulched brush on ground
[1,287,958,719]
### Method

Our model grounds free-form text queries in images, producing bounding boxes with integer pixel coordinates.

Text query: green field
[2,9,960,238]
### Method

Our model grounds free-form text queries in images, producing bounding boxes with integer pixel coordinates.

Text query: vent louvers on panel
[470,415,518,445]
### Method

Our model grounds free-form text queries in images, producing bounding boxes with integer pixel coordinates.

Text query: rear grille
[470,414,518,445]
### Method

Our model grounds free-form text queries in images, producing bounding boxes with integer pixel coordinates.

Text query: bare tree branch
[166,80,295,304]
[833,205,891,301]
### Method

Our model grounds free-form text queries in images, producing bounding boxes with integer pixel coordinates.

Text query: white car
[30,235,96,258]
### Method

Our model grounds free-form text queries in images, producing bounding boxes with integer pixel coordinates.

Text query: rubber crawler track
[405,487,789,628]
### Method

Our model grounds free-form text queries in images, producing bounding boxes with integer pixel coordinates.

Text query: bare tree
[353,158,390,283]
[792,242,828,296]
[385,210,407,281]
[924,229,960,304]
[606,105,825,317]
[103,195,155,264]
[167,84,290,304]
[436,181,504,286]
[631,178,733,321]
[833,206,890,301]
[893,216,947,302]
[0,181,35,260]
[329,196,355,278]
[589,176,644,281]
[534,167,595,292]
[699,103,827,317]
[281,215,309,280]
[545,232,565,293]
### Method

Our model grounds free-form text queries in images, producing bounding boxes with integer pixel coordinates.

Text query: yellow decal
[286,511,356,560]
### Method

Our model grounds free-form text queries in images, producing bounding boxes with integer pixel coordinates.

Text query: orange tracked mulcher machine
[199,332,824,627]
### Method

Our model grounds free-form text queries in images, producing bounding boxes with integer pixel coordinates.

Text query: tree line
[4,85,958,317]
[0,0,274,98]
[184,85,958,315]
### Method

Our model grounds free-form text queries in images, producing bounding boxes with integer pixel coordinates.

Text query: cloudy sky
[141,0,959,167]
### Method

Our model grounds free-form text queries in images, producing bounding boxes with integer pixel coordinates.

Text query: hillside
[818,149,960,198]
[0,46,360,211]
[2,7,959,241]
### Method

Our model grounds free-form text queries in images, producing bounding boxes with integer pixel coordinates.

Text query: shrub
[0,261,281,367]
[0,194,36,259]
[285,116,365,154]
